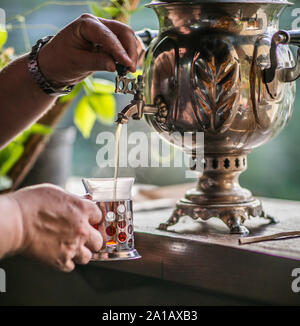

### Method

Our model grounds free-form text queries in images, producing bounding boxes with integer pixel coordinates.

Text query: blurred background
[1,0,300,200]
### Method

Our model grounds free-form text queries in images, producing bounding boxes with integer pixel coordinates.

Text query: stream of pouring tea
[113,123,122,201]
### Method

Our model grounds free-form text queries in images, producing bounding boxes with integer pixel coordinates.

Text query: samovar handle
[135,29,158,47]
[263,30,300,83]
[135,29,158,67]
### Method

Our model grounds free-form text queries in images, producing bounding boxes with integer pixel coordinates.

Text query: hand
[11,184,106,272]
[38,13,138,87]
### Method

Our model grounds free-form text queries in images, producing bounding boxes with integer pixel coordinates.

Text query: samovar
[115,0,300,235]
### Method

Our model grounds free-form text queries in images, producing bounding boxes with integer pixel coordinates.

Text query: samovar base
[159,153,278,235]
[91,249,141,261]
[159,198,277,235]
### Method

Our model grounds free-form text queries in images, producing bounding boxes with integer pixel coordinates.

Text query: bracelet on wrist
[27,36,74,97]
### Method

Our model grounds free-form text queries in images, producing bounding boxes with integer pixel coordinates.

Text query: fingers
[56,229,98,270]
[55,241,78,272]
[78,14,133,70]
[78,196,103,225]
[87,202,103,226]
[100,18,137,72]
[97,221,107,246]
[85,225,105,252]
[78,195,105,252]
[79,50,116,72]
[70,222,106,266]
[60,259,75,273]
[74,245,93,265]
[83,194,92,200]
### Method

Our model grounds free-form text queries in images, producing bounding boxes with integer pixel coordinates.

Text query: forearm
[0,54,56,148]
[0,194,24,259]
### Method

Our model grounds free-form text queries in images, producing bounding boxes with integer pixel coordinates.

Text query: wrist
[28,36,74,97]
[38,41,68,89]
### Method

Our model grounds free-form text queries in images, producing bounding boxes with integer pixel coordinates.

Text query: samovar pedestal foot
[262,210,279,224]
[158,199,275,235]
[220,214,250,235]
[159,154,279,235]
[159,207,183,231]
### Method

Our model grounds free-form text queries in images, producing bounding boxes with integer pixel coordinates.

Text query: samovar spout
[114,64,158,124]
[116,101,158,124]
[114,29,161,124]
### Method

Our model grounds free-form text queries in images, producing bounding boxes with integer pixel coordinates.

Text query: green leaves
[89,0,143,20]
[89,93,115,125]
[0,123,52,190]
[0,27,7,50]
[92,78,115,93]
[0,141,24,176]
[0,140,23,190]
[130,69,143,79]
[13,123,52,144]
[0,48,14,70]
[89,3,121,19]
[74,96,97,139]
[73,78,116,138]
[28,123,52,136]
[59,82,83,103]
[0,27,10,71]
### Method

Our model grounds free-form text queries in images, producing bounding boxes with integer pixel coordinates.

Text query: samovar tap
[114,64,158,124]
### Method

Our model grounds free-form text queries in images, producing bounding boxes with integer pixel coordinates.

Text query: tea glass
[82,177,141,261]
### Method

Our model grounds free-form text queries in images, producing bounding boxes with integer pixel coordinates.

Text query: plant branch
[16,16,31,52]
[7,24,60,32]
[7,1,105,22]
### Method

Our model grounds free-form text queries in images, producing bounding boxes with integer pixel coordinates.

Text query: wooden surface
[92,197,300,305]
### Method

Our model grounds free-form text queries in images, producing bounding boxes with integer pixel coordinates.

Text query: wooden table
[92,197,300,305]
[1,196,299,305]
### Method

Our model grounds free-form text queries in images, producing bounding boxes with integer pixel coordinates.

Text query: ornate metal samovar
[115,0,300,235]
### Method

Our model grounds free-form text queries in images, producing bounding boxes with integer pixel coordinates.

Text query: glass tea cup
[82,177,141,261]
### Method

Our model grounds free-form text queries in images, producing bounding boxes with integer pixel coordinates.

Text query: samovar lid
[147,0,293,5]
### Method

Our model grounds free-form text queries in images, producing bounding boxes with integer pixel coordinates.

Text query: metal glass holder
[92,200,141,261]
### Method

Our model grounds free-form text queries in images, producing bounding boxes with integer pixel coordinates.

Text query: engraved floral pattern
[191,38,241,134]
